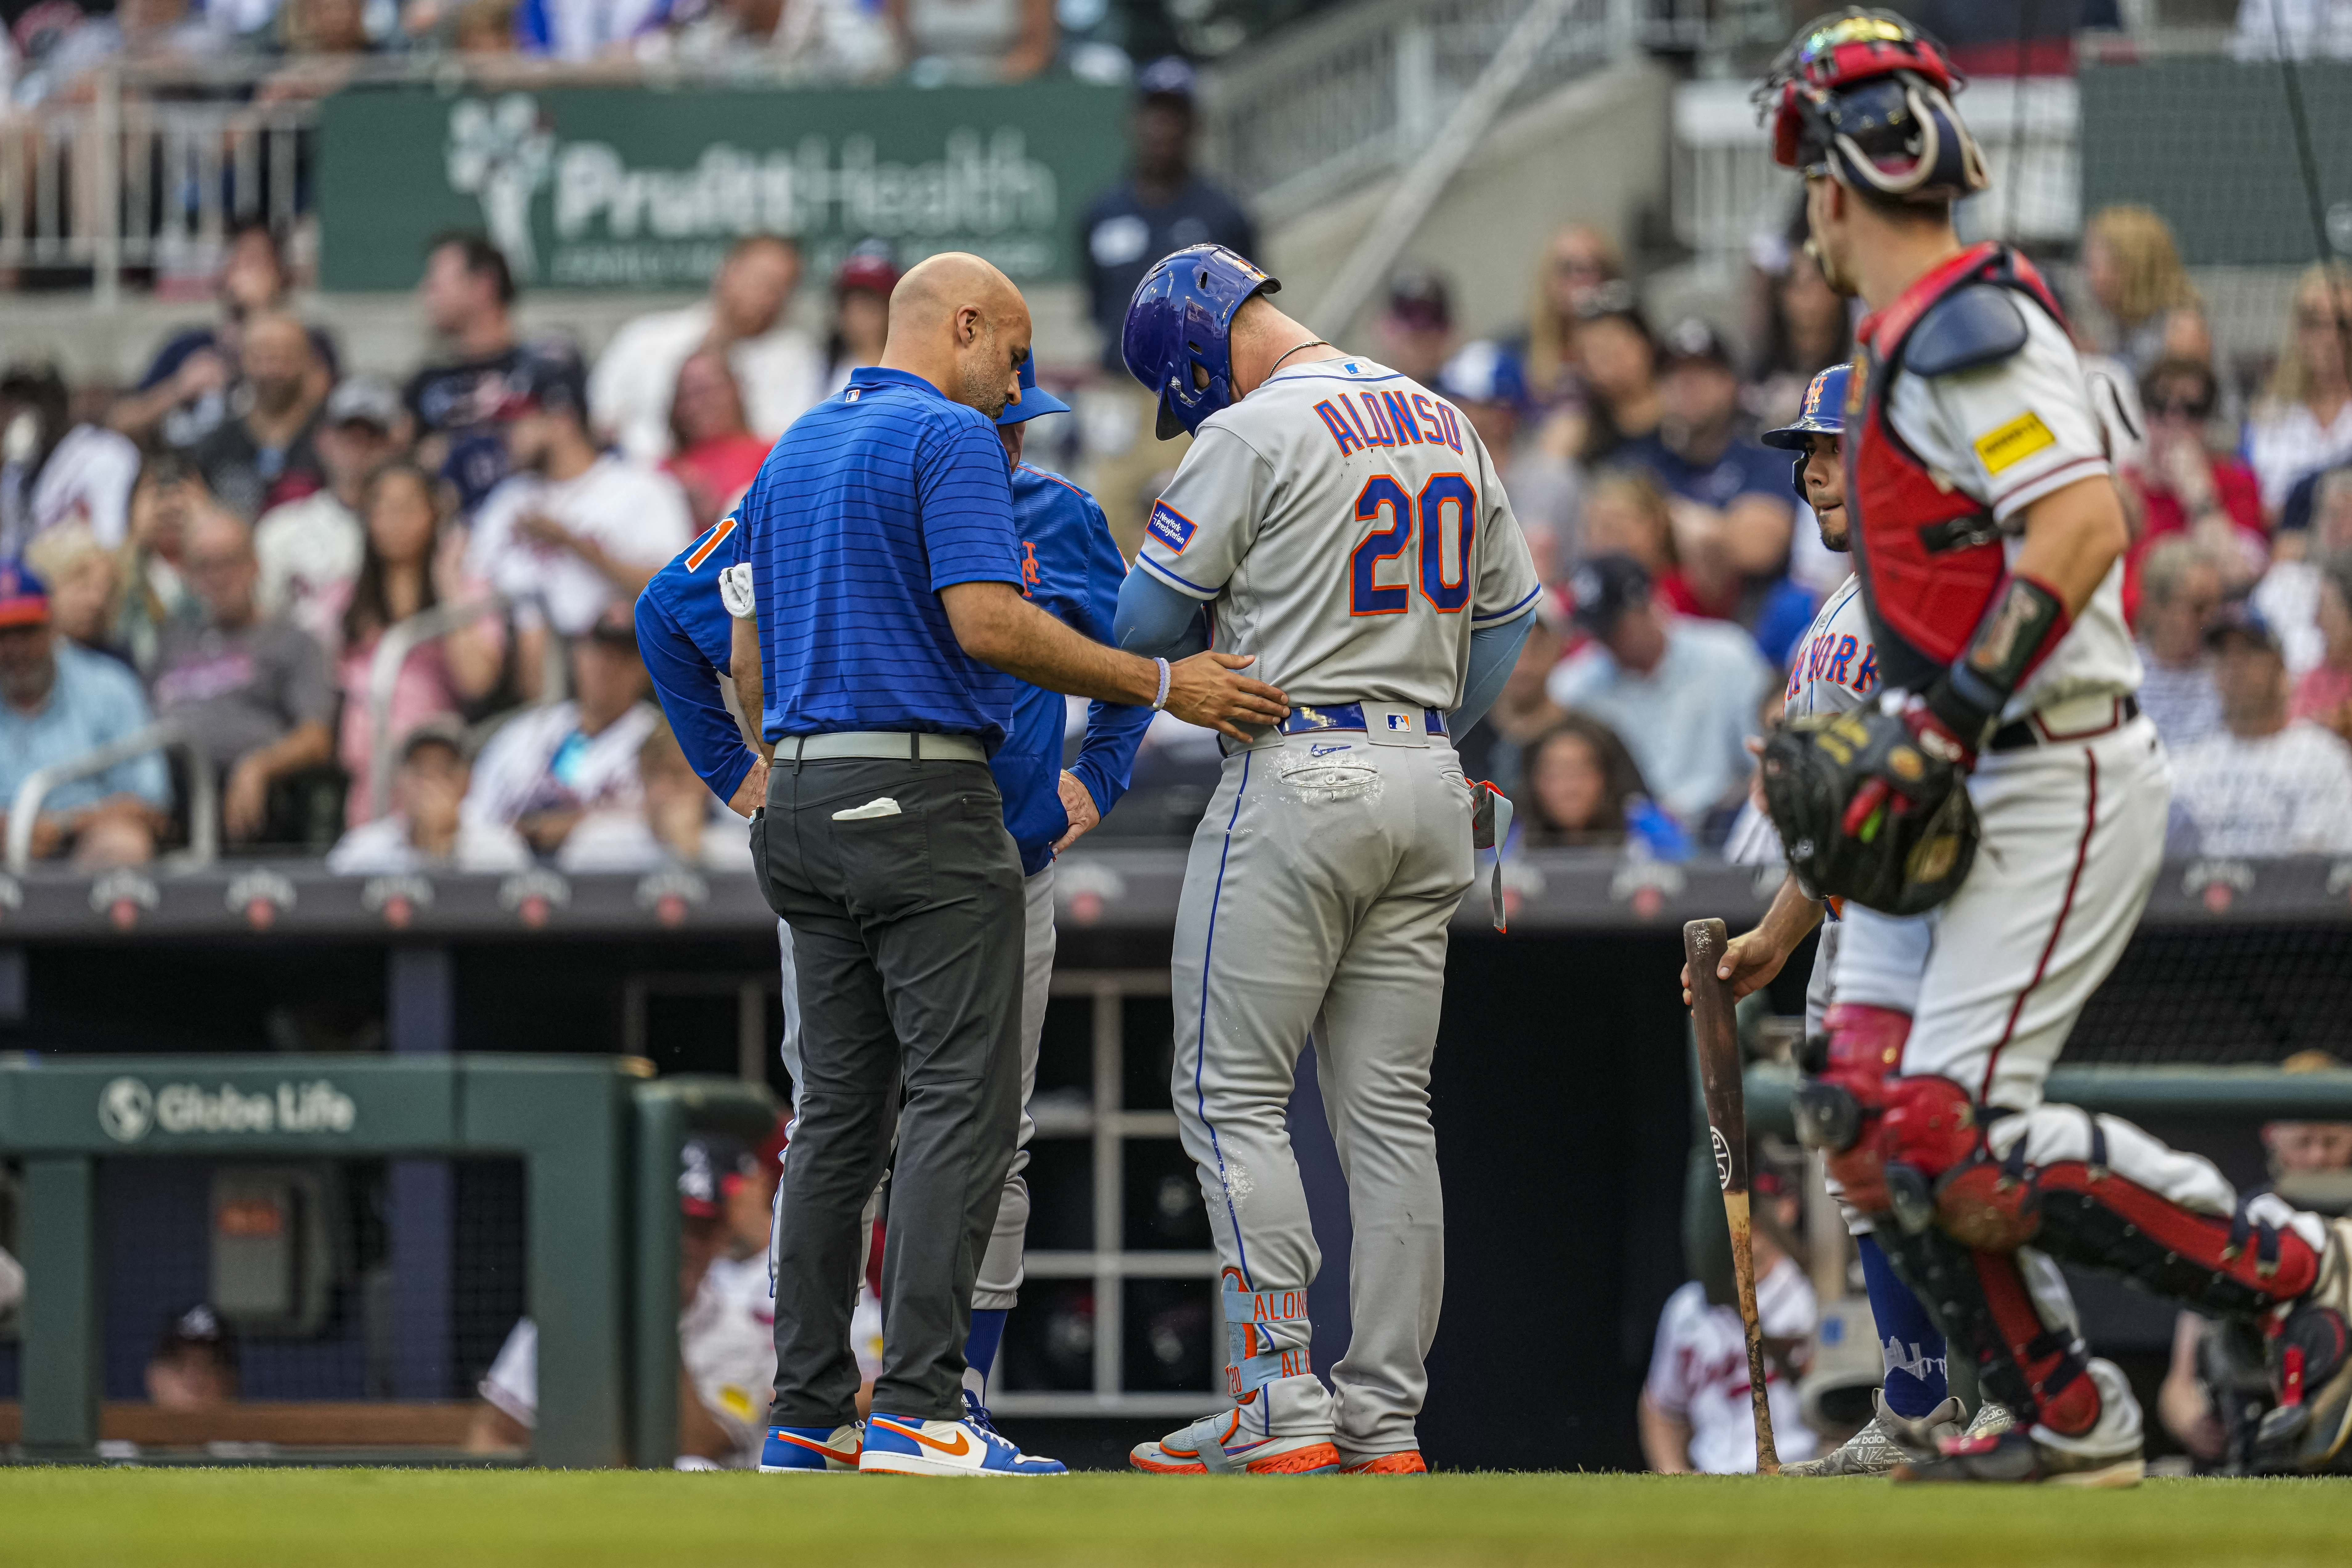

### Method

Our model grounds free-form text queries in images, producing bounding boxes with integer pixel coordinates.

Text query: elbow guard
[1921,573,2069,751]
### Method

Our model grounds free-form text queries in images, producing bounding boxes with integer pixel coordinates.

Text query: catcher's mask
[1756,9,1988,206]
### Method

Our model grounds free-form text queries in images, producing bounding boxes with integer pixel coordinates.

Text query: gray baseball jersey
[1134,358,1543,711]
[1135,356,1539,1470]
[1774,572,1929,1240]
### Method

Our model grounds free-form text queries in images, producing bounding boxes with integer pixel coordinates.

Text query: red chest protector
[1844,242,2070,693]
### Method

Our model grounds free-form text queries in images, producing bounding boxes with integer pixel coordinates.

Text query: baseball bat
[1683,916,1779,1475]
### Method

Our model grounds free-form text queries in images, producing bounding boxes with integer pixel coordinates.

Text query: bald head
[880,252,1032,418]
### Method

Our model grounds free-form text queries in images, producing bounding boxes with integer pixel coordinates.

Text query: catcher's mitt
[1760,704,1978,916]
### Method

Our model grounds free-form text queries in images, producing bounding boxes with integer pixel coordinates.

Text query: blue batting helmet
[1121,244,1280,439]
[997,356,1071,427]
[1761,361,1851,499]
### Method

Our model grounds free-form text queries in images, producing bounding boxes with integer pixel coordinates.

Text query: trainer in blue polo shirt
[732,253,1286,1480]
[632,358,1151,1442]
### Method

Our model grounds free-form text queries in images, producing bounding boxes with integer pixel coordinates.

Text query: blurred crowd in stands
[0,218,836,873]
[3,47,2351,876]
[1431,202,2352,865]
[0,0,1201,102]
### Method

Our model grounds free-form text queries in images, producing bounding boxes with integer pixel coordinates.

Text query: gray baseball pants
[1169,719,1475,1456]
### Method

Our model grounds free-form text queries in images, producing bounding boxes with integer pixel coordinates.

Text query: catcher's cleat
[1964,1399,2017,1441]
[1894,1360,2142,1488]
[1131,1409,1340,1475]
[2255,1217,2352,1474]
[1783,1391,1965,1477]
[1337,1449,1426,1475]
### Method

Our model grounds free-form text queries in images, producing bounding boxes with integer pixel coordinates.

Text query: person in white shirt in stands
[588,235,825,465]
[0,362,142,556]
[1545,552,1774,829]
[468,348,693,695]
[462,607,657,858]
[2133,536,2227,753]
[2170,602,2352,857]
[2253,465,2352,677]
[325,719,530,875]
[253,376,405,655]
[1639,1167,1818,1474]
[2243,264,2352,523]
[554,715,751,873]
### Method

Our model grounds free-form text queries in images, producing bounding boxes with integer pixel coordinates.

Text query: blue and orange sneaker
[860,1411,1067,1477]
[759,1421,863,1473]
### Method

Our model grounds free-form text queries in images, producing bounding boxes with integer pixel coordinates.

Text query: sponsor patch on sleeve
[1972,410,2056,475]
[1146,500,1197,555]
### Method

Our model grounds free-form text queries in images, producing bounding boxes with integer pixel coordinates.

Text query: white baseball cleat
[859,1411,1067,1476]
[1782,1391,1967,1477]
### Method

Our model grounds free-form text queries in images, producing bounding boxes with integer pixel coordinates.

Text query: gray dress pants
[755,753,1024,1425]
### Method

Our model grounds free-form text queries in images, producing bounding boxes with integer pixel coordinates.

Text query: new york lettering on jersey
[1783,577,1879,715]
[1132,358,1540,712]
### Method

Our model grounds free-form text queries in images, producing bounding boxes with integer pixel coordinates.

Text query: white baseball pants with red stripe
[1835,713,2329,1253]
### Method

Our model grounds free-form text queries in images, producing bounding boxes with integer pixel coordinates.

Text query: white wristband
[1151,657,1171,712]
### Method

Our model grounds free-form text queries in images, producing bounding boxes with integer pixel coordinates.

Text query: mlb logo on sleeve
[1147,500,1198,555]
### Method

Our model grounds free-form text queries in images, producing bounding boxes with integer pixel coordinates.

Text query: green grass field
[5,1469,2352,1566]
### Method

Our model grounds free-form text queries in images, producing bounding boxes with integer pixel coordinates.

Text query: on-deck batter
[1697,362,1993,1477]
[1112,245,1540,1476]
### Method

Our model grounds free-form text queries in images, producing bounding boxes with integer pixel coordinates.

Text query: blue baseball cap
[1762,362,1852,450]
[1136,56,1197,101]
[0,557,49,629]
[997,357,1071,427]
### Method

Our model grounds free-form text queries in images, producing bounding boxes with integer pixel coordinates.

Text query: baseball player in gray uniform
[1699,362,2007,1476]
[1113,246,1541,1475]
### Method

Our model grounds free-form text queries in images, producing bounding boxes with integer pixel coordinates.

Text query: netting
[91,1156,524,1442]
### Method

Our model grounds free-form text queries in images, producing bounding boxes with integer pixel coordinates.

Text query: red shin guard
[1977,1251,2101,1437]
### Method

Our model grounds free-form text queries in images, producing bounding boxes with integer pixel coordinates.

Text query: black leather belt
[1988,695,2139,753]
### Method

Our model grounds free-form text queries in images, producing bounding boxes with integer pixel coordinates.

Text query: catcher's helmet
[1121,244,1280,439]
[1761,361,1852,500]
[1757,9,1986,205]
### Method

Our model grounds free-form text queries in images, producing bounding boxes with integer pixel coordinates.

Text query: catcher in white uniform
[1112,245,1540,1475]
[1758,9,2352,1486]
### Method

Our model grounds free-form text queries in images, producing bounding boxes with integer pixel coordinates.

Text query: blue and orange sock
[1858,1232,1949,1418]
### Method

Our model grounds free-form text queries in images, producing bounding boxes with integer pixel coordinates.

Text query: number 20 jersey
[1132,357,1542,713]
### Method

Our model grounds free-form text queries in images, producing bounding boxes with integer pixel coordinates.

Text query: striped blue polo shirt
[744,366,1024,750]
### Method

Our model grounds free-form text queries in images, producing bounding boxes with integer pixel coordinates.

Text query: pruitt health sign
[315,80,1128,291]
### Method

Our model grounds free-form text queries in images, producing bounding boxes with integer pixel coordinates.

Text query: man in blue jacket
[634,356,1150,1455]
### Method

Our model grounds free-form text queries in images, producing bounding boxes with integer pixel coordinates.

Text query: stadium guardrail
[4,720,217,877]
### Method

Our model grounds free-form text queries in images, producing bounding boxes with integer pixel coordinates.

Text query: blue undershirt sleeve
[1452,607,1537,739]
[1113,566,1210,660]
[635,592,757,804]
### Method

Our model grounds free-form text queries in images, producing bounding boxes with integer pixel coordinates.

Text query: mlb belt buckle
[1364,704,1430,748]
